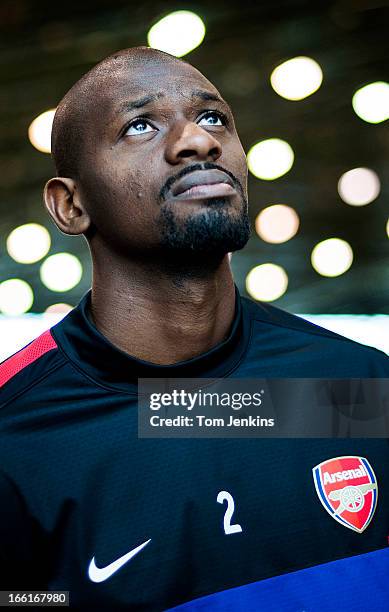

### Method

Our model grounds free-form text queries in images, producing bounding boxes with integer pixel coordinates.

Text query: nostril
[209,146,220,159]
[179,149,198,159]
[178,146,221,160]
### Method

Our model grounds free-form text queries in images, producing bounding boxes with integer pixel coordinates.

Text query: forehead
[95,56,222,117]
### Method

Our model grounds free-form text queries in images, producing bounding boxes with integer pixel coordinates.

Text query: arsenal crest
[312,456,378,533]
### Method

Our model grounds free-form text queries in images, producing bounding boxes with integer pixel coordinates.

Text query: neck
[88,249,236,365]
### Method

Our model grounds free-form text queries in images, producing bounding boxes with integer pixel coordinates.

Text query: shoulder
[0,329,66,407]
[242,296,389,376]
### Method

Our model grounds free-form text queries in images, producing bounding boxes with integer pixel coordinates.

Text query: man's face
[77,53,250,261]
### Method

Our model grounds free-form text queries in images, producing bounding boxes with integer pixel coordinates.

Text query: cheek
[223,145,248,193]
[235,142,248,176]
[104,147,159,205]
[235,149,248,194]
[119,169,153,206]
[79,159,162,247]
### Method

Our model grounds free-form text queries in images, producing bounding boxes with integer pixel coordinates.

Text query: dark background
[0,0,388,313]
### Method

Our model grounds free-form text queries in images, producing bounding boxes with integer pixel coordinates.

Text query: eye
[198,111,226,127]
[124,119,156,136]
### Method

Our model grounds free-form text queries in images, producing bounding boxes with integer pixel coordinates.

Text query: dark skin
[44,48,250,365]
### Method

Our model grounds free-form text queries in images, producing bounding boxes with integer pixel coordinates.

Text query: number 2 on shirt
[217,490,243,535]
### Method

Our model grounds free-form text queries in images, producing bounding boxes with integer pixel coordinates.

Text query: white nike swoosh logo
[88,538,151,583]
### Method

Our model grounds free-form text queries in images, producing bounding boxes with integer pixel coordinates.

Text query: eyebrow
[116,93,164,115]
[115,89,228,116]
[190,89,226,105]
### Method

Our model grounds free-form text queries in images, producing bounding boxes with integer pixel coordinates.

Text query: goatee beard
[159,197,251,257]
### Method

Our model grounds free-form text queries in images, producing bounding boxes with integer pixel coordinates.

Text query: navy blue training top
[0,287,388,611]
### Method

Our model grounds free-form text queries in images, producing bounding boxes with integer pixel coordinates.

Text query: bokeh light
[311,238,353,277]
[386,218,389,239]
[147,11,205,57]
[352,82,389,124]
[247,138,294,180]
[40,253,83,292]
[6,223,51,263]
[338,167,380,206]
[45,303,73,314]
[0,279,34,315]
[246,263,288,301]
[28,109,56,153]
[270,56,323,100]
[255,204,300,243]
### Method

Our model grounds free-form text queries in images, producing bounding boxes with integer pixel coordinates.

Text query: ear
[43,177,91,235]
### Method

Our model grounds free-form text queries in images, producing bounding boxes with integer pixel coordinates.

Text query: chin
[159,201,251,256]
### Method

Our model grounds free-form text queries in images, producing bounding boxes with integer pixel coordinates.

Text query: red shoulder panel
[0,329,57,389]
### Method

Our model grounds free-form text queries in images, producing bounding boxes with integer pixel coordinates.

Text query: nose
[165,120,222,165]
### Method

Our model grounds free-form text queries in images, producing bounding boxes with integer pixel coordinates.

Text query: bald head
[51,47,188,178]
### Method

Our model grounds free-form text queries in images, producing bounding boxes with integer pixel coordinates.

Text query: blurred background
[0,0,388,358]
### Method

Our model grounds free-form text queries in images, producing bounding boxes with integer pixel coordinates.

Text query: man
[0,47,388,611]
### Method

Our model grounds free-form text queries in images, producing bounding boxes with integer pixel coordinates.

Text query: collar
[50,286,252,394]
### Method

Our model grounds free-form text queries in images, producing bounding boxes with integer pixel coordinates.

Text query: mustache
[159,162,245,202]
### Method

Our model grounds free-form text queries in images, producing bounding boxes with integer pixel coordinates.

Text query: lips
[169,169,236,200]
